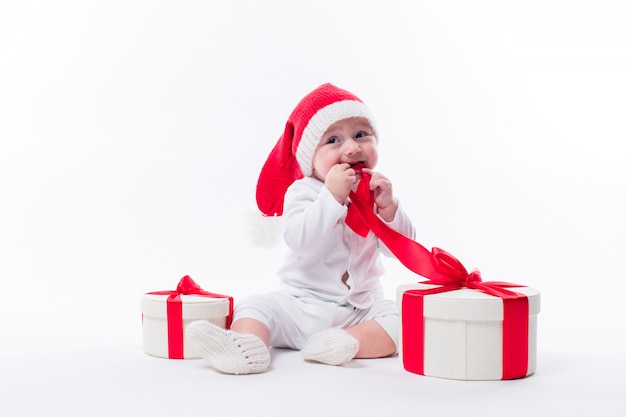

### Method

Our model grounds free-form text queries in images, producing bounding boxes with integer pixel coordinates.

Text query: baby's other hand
[362,168,398,222]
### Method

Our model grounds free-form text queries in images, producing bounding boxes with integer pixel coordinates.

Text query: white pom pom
[245,210,284,249]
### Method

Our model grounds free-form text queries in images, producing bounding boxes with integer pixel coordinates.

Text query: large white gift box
[397,282,540,380]
[141,276,233,359]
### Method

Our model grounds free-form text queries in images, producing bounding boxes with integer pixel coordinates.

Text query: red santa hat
[256,83,377,217]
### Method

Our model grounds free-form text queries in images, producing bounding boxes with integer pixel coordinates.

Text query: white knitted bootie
[301,328,359,366]
[186,320,270,375]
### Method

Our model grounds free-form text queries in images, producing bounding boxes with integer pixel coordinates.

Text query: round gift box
[397,283,540,380]
[141,293,231,359]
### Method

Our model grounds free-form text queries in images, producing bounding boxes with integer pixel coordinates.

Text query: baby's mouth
[350,162,366,173]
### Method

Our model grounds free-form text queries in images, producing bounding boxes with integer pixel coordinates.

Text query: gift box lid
[397,283,540,321]
[142,293,231,320]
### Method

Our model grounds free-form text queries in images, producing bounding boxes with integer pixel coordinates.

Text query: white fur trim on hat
[295,100,377,177]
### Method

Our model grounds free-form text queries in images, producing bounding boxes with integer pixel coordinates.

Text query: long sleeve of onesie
[278,176,416,308]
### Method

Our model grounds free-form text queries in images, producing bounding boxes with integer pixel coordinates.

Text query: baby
[187,83,416,374]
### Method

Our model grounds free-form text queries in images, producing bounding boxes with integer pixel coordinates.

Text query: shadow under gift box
[141,293,231,359]
[397,283,540,381]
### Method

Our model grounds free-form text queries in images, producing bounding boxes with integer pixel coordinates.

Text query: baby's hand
[362,168,398,222]
[325,163,357,204]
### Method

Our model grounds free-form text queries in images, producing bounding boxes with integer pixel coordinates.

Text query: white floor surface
[2,344,624,417]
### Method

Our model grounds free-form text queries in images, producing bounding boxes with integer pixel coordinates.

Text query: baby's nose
[344,139,361,155]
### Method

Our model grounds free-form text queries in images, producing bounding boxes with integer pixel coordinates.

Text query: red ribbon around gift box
[148,276,234,359]
[346,172,529,379]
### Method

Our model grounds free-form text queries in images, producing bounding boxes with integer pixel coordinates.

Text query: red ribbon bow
[346,173,529,379]
[148,275,234,359]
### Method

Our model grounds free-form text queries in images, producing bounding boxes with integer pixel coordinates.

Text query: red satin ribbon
[346,174,529,379]
[148,275,234,359]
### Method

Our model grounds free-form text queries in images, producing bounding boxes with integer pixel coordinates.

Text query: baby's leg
[301,320,395,366]
[186,319,270,375]
[232,318,270,345]
[346,319,396,358]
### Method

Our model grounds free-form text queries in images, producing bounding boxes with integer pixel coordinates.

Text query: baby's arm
[282,180,347,254]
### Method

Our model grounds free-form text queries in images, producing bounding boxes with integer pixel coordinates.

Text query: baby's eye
[326,136,339,144]
[355,131,369,139]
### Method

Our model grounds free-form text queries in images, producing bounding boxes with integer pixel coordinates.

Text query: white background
[1,1,625,415]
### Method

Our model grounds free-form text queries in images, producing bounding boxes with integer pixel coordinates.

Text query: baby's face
[311,117,378,182]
